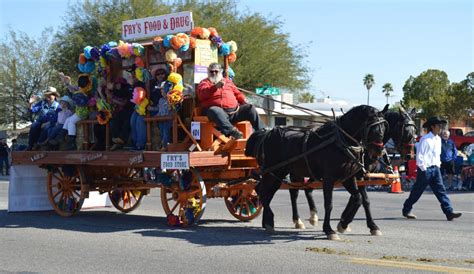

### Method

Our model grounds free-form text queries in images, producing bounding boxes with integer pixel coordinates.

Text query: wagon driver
[196,62,264,139]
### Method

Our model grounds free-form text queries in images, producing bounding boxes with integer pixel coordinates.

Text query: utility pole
[12,59,17,131]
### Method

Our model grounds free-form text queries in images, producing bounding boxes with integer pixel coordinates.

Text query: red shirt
[197,78,246,109]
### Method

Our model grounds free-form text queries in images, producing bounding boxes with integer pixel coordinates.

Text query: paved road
[0,177,473,273]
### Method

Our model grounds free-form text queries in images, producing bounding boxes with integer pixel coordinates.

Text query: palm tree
[299,92,315,103]
[363,74,375,105]
[382,83,394,105]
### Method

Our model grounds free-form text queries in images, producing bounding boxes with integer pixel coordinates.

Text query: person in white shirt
[402,117,462,221]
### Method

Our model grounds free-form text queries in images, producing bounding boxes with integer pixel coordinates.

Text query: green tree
[382,82,393,105]
[50,0,309,92]
[0,29,57,127]
[363,73,374,105]
[299,92,315,103]
[402,69,451,119]
[447,72,474,121]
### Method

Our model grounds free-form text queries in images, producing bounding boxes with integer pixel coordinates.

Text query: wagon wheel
[160,168,206,226]
[225,188,262,221]
[47,166,86,217]
[108,167,146,213]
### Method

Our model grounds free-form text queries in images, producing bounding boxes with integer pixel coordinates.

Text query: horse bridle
[395,114,417,152]
[351,114,388,150]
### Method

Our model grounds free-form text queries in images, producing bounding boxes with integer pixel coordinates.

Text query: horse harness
[258,114,387,184]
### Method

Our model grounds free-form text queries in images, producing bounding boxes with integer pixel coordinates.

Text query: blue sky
[1,0,472,109]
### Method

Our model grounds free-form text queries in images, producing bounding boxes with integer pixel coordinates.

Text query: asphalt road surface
[0,177,473,273]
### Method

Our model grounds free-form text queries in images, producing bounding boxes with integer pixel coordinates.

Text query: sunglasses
[209,70,220,74]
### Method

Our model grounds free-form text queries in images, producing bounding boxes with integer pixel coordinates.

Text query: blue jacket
[31,100,60,124]
[441,138,457,162]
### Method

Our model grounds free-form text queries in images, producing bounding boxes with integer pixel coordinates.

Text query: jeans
[28,121,44,146]
[0,156,9,175]
[111,108,133,143]
[47,123,64,139]
[130,112,146,148]
[159,121,172,148]
[204,104,264,136]
[403,166,454,215]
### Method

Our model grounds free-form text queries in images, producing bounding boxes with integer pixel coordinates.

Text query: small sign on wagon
[161,153,189,169]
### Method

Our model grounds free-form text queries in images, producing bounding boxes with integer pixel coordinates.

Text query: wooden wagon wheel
[47,165,86,217]
[108,167,146,213]
[160,168,206,226]
[225,188,262,221]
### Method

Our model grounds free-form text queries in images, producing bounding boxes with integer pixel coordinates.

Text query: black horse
[246,105,388,240]
[289,106,417,235]
[337,106,417,235]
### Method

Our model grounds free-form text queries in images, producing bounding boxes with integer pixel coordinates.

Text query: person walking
[402,117,462,221]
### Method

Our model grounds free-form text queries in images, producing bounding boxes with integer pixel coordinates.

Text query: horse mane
[337,105,382,138]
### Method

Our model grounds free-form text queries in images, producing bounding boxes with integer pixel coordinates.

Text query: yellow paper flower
[167,72,182,85]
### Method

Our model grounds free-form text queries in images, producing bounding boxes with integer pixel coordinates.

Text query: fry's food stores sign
[122,11,193,41]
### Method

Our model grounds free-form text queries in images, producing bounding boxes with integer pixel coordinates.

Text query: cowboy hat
[59,95,75,108]
[44,86,60,98]
[422,116,447,128]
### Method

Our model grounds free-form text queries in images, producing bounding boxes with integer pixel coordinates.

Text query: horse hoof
[264,225,275,234]
[294,219,306,229]
[337,222,351,233]
[327,233,341,241]
[309,213,318,226]
[370,229,382,236]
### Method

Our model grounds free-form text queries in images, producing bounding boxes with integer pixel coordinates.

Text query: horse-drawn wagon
[11,12,405,232]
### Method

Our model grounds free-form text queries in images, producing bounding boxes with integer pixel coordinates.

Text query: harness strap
[302,129,318,181]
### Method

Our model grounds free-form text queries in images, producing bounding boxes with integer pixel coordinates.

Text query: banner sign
[194,39,218,83]
[122,11,193,41]
[161,153,190,169]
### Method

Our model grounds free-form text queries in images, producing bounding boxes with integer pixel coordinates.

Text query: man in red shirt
[197,63,264,139]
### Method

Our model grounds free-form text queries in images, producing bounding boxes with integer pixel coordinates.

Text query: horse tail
[245,128,269,158]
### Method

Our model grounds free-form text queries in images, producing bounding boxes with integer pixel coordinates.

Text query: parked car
[448,128,474,150]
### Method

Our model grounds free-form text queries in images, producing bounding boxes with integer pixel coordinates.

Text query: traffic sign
[256,85,280,95]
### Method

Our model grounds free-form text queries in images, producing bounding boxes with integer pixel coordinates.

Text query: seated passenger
[27,87,60,150]
[196,63,264,139]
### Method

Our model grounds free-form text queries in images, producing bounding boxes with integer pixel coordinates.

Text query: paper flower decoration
[132,43,144,56]
[227,41,238,53]
[165,49,177,62]
[208,27,219,37]
[117,40,131,58]
[135,57,144,67]
[228,52,237,63]
[131,87,146,104]
[153,36,163,51]
[163,34,174,48]
[78,54,87,65]
[218,43,231,56]
[167,72,182,85]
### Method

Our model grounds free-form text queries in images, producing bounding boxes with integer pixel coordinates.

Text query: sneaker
[109,144,123,151]
[446,212,462,221]
[403,210,417,219]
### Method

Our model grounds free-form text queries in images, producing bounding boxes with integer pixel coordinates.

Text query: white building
[257,94,353,128]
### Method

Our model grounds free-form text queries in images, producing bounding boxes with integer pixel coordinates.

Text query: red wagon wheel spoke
[161,169,206,227]
[47,166,85,217]
[225,185,262,222]
[108,168,146,213]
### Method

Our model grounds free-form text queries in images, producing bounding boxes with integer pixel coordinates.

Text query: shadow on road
[0,209,332,246]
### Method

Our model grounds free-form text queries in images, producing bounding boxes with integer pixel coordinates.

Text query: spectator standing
[0,139,10,176]
[402,117,462,221]
[440,130,458,190]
